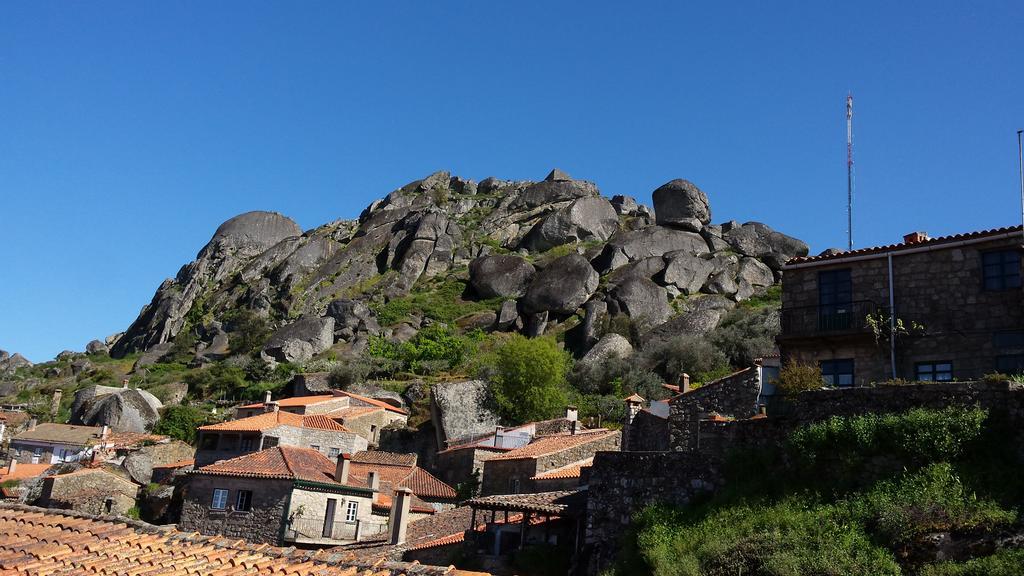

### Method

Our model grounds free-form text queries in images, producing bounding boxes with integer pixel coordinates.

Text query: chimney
[264,390,273,404]
[27,418,37,432]
[680,373,691,394]
[335,453,351,484]
[7,459,15,475]
[121,378,130,389]
[903,231,929,245]
[367,470,380,491]
[264,401,279,413]
[51,390,63,416]
[570,420,579,435]
[565,405,578,422]
[387,487,414,545]
[100,425,109,440]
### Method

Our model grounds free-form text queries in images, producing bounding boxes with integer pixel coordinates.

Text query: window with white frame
[345,500,359,522]
[328,447,340,459]
[211,488,229,510]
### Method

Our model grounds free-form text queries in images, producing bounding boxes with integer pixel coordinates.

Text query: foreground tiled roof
[0,411,29,425]
[193,446,348,485]
[0,504,488,575]
[488,430,617,461]
[0,463,53,483]
[530,458,593,481]
[352,451,418,467]
[786,224,1024,266]
[466,490,587,516]
[198,410,350,433]
[238,394,338,409]
[153,458,195,470]
[12,423,105,446]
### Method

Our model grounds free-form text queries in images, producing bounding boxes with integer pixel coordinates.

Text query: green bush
[641,334,731,384]
[488,335,571,424]
[366,323,473,375]
[224,309,273,355]
[776,362,823,395]
[153,405,212,444]
[920,549,1024,576]
[709,306,780,368]
[371,279,501,326]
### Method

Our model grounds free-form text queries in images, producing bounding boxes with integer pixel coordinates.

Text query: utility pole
[847,93,854,251]
[1018,130,1023,245]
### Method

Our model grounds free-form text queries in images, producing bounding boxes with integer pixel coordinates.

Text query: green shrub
[920,549,1024,576]
[776,362,823,395]
[488,335,571,424]
[641,334,730,384]
[708,306,780,368]
[152,405,212,444]
[366,323,472,375]
[224,309,273,355]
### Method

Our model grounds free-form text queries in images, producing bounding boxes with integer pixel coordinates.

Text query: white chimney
[387,487,414,545]
[565,405,578,422]
[336,453,350,484]
[27,418,37,432]
[264,401,280,413]
[264,390,273,404]
[100,426,109,440]
[367,471,380,491]
[680,373,691,394]
[122,378,130,389]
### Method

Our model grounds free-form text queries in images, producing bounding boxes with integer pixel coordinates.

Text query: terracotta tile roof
[662,383,681,393]
[193,446,348,485]
[45,466,136,487]
[786,224,1024,266]
[238,394,338,409]
[530,458,593,480]
[12,423,106,446]
[198,410,350,433]
[0,503,489,575]
[624,393,645,403]
[335,390,408,415]
[0,487,16,499]
[0,463,53,483]
[0,412,29,425]
[330,405,385,420]
[488,430,618,461]
[347,462,456,500]
[467,490,587,516]
[351,451,417,467]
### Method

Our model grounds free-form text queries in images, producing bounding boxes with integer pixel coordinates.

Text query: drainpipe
[887,253,897,380]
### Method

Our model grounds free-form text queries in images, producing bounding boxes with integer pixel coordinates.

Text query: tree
[152,405,212,444]
[489,335,571,424]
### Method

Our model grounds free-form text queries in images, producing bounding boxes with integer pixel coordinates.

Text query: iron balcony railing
[780,301,885,337]
[283,516,387,543]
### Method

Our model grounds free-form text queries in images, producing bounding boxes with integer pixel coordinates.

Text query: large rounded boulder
[520,197,619,252]
[722,221,809,270]
[207,211,304,258]
[469,255,537,299]
[652,179,711,231]
[578,333,634,372]
[261,316,335,363]
[74,388,164,433]
[608,277,673,328]
[521,254,599,315]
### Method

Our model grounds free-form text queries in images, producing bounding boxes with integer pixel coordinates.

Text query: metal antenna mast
[846,93,854,251]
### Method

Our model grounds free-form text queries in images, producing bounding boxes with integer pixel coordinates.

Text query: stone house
[0,411,30,445]
[346,451,458,516]
[326,391,409,446]
[39,466,139,516]
[479,429,620,496]
[194,408,367,467]
[434,411,579,489]
[778,226,1024,385]
[180,446,384,546]
[235,392,354,418]
[7,422,110,465]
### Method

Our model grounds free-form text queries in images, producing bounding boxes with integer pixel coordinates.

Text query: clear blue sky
[2,2,1022,362]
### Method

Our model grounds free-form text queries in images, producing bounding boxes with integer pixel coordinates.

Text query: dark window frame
[820,359,855,387]
[915,361,953,382]
[235,490,253,512]
[982,250,1022,291]
[818,269,853,330]
[996,354,1024,375]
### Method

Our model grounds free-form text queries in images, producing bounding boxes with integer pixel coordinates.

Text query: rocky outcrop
[123,440,195,484]
[652,179,711,231]
[608,277,673,329]
[578,334,633,371]
[520,197,619,251]
[722,221,809,270]
[71,386,163,433]
[0,351,33,376]
[261,316,335,363]
[85,340,109,355]
[522,254,599,315]
[469,256,536,299]
[430,380,501,449]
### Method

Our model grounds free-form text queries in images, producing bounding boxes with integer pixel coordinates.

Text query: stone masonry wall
[780,234,1024,384]
[624,410,669,452]
[480,432,621,496]
[585,451,723,575]
[179,475,291,545]
[669,367,760,451]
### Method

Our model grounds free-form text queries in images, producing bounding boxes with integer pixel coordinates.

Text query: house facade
[7,422,109,465]
[40,466,139,516]
[480,429,620,496]
[237,391,408,447]
[778,226,1024,385]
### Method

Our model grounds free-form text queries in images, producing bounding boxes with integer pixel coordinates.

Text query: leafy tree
[709,306,780,368]
[489,335,571,424]
[224,309,273,355]
[153,405,212,444]
[641,334,731,384]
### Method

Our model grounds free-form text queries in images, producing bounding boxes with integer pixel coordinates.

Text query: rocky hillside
[108,169,808,366]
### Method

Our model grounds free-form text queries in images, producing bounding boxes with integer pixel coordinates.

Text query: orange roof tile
[786,224,1024,266]
[350,451,417,467]
[346,462,456,500]
[334,391,408,415]
[530,458,593,480]
[237,395,338,409]
[0,463,52,482]
[152,459,194,470]
[489,430,618,461]
[198,411,350,433]
[329,405,384,420]
[0,503,488,575]
[193,446,350,485]
[105,431,169,448]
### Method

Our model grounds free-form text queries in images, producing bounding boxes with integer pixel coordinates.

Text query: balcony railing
[780,301,885,337]
[283,516,388,544]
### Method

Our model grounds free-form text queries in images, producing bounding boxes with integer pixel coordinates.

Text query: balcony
[283,516,388,546]
[780,301,885,339]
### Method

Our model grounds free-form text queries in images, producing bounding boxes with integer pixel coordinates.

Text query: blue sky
[2,2,1022,362]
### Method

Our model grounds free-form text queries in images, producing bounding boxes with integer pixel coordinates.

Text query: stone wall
[669,367,760,451]
[179,475,291,545]
[41,470,139,516]
[585,451,723,575]
[780,233,1024,384]
[435,446,504,489]
[480,432,620,496]
[343,410,408,446]
[268,424,368,458]
[624,410,669,452]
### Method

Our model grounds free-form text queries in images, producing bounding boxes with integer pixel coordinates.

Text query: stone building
[235,393,351,418]
[479,429,619,496]
[180,446,383,546]
[778,226,1024,385]
[7,422,110,465]
[39,466,139,516]
[346,451,458,515]
[194,408,367,467]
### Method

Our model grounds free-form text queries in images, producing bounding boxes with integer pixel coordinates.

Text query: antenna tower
[846,93,854,251]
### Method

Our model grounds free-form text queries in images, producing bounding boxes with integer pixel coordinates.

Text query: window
[916,362,953,382]
[818,269,853,330]
[240,437,255,452]
[994,331,1024,349]
[509,478,521,494]
[328,447,340,459]
[983,250,1021,291]
[996,354,1024,375]
[820,359,855,387]
[199,434,217,451]
[310,445,320,452]
[262,436,279,448]
[235,490,253,512]
[346,500,359,523]
[211,489,229,510]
